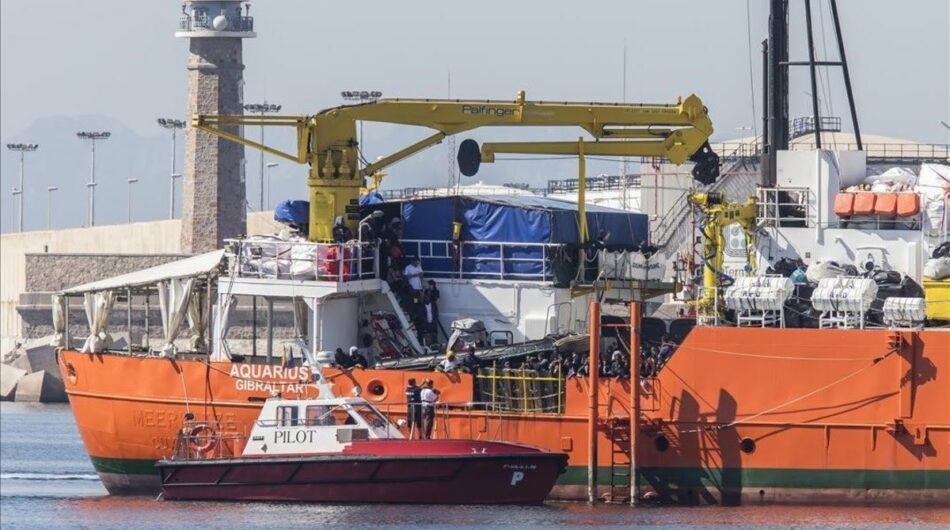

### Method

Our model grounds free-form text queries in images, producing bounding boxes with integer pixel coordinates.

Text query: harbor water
[0,402,947,529]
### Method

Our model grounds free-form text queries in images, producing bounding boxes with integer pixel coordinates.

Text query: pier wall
[1,212,282,353]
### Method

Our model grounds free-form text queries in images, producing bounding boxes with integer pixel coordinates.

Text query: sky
[1,0,948,233]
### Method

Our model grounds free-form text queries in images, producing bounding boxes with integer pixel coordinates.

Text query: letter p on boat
[510,471,524,486]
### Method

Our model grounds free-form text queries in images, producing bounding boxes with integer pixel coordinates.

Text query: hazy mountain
[0,115,169,232]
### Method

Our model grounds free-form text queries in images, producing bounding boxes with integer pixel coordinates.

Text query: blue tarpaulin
[359,191,386,206]
[377,194,649,280]
[398,195,648,246]
[274,200,309,227]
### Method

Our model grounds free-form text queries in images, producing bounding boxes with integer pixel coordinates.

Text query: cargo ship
[55,148,950,503]
[54,1,949,506]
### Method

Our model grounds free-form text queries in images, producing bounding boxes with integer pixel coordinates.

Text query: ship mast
[761,0,862,187]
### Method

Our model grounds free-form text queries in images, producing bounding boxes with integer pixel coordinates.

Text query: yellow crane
[194,90,719,241]
[687,192,758,319]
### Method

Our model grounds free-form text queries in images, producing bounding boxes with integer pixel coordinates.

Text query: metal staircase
[651,143,761,252]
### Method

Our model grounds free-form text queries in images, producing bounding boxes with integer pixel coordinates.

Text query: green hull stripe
[92,456,950,490]
[559,466,950,490]
[90,456,158,476]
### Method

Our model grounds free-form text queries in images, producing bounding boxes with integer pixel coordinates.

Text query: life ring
[187,424,217,456]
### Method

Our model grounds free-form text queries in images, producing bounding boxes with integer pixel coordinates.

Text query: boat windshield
[350,403,391,431]
[303,404,358,426]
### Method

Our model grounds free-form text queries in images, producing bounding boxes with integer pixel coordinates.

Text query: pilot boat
[156,377,568,504]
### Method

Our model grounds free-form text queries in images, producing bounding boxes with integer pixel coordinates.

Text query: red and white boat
[156,378,567,504]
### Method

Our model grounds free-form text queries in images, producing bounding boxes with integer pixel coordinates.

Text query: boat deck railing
[226,238,378,282]
[400,239,559,282]
[170,420,247,461]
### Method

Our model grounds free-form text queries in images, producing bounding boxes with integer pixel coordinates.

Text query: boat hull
[158,450,566,504]
[58,325,950,504]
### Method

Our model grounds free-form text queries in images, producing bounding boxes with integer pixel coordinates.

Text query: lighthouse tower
[176,1,254,253]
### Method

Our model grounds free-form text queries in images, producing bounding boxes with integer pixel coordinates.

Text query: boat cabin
[242,396,404,456]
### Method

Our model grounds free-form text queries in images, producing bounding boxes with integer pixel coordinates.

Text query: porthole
[654,434,670,452]
[366,380,387,401]
[740,437,756,454]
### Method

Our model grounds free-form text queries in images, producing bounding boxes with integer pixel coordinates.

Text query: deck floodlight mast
[6,142,38,232]
[244,102,282,211]
[157,118,186,218]
[76,131,111,227]
[195,90,719,241]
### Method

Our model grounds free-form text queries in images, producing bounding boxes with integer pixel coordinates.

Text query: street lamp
[243,101,282,211]
[6,143,38,232]
[265,162,279,209]
[341,90,383,169]
[126,178,139,223]
[157,118,186,219]
[76,131,111,227]
[46,186,58,230]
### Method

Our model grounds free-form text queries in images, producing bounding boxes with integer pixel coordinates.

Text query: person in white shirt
[403,257,424,292]
[437,352,458,373]
[419,379,440,439]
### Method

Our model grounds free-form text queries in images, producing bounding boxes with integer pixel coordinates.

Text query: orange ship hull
[58,326,950,504]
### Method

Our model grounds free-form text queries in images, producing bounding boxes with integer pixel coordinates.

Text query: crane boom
[194,90,719,241]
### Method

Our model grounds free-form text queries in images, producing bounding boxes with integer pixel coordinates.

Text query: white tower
[176,0,255,253]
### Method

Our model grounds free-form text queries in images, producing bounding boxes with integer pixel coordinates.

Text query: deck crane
[193,90,719,241]
[687,192,758,321]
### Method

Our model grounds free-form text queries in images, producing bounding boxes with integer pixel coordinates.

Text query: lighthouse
[176,1,255,253]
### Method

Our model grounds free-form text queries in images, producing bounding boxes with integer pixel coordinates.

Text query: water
[1,403,948,529]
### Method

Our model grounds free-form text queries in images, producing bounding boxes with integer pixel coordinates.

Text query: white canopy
[63,250,225,294]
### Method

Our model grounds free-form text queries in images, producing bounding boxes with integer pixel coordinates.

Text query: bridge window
[276,405,298,427]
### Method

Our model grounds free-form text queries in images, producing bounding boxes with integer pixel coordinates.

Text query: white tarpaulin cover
[63,250,225,294]
[157,278,194,357]
[50,295,66,348]
[81,291,115,353]
[917,164,949,244]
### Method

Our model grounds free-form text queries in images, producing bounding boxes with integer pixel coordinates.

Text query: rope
[682,344,872,362]
[678,347,897,434]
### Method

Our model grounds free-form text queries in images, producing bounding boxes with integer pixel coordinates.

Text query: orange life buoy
[187,424,217,456]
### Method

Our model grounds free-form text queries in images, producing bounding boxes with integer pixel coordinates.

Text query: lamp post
[6,143,38,232]
[243,102,282,210]
[157,118,186,218]
[341,90,383,169]
[265,162,278,209]
[126,178,139,223]
[46,186,58,230]
[76,131,111,227]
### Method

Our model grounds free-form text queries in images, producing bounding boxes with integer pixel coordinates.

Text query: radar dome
[212,15,229,30]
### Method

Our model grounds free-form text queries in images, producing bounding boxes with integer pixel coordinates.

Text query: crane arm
[687,192,759,321]
[194,91,719,241]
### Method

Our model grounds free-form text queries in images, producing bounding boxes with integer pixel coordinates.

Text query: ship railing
[710,141,949,164]
[178,14,254,32]
[225,238,378,282]
[756,187,813,228]
[400,239,558,282]
[169,420,247,461]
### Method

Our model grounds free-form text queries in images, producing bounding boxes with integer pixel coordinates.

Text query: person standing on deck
[404,378,423,439]
[404,257,424,295]
[420,379,441,439]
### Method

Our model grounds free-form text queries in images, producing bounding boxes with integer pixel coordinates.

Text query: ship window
[276,405,299,427]
[305,405,335,426]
